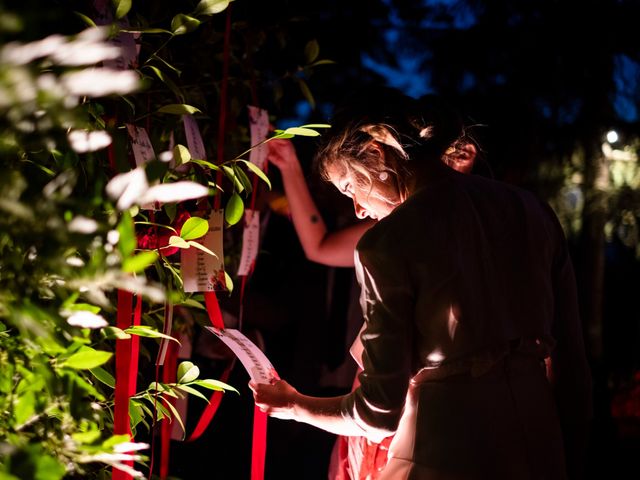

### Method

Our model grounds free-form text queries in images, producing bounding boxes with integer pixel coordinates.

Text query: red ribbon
[159,340,178,480]
[113,291,142,480]
[187,291,228,442]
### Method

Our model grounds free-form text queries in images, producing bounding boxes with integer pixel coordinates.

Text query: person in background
[254,87,592,479]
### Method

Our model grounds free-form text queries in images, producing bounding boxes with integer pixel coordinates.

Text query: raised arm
[267,138,373,267]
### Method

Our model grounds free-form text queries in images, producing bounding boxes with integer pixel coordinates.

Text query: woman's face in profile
[326,163,402,221]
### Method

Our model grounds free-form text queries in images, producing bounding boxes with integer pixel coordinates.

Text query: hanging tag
[205,327,279,385]
[248,106,269,170]
[183,115,207,161]
[181,210,226,292]
[104,31,138,70]
[125,124,155,166]
[237,209,260,276]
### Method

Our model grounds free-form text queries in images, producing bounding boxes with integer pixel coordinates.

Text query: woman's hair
[315,87,475,197]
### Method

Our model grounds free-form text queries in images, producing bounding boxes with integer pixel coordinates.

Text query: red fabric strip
[251,406,268,480]
[186,366,232,442]
[204,291,225,330]
[113,290,134,480]
[160,340,178,479]
[214,6,232,210]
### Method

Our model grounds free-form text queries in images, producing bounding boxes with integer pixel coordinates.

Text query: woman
[254,89,592,479]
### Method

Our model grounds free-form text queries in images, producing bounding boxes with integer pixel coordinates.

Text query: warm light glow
[606,130,619,143]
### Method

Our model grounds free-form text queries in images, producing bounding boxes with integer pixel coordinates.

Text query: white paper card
[181,210,226,292]
[205,327,278,385]
[182,115,207,161]
[248,106,269,170]
[104,31,138,71]
[125,124,155,166]
[237,209,260,276]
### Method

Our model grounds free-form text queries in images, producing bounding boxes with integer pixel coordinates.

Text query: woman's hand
[249,379,299,420]
[266,139,302,175]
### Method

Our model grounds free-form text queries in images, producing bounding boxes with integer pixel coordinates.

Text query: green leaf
[72,429,101,444]
[123,251,159,273]
[193,378,238,394]
[157,104,202,115]
[191,159,220,171]
[102,434,131,449]
[195,0,230,16]
[234,165,253,194]
[298,79,316,110]
[34,454,66,480]
[14,390,35,425]
[304,39,320,64]
[180,217,209,240]
[222,165,244,193]
[124,326,180,343]
[113,0,132,19]
[283,126,321,137]
[117,210,136,257]
[238,159,271,190]
[62,348,113,370]
[178,361,200,383]
[160,396,185,438]
[224,270,234,293]
[171,14,201,35]
[101,326,131,340]
[74,11,97,27]
[167,235,190,249]
[299,123,331,129]
[90,367,115,388]
[173,144,191,165]
[309,59,336,67]
[176,384,210,402]
[225,192,244,225]
[145,65,184,102]
[186,241,217,257]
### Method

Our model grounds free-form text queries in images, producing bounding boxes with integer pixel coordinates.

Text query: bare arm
[250,379,365,437]
[267,138,374,267]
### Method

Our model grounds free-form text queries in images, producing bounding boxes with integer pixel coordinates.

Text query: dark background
[10,0,640,478]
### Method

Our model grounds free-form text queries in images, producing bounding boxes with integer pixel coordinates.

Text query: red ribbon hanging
[159,339,178,480]
[113,291,142,480]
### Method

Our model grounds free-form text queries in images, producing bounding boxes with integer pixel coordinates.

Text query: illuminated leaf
[123,251,159,273]
[195,0,230,16]
[113,0,132,19]
[225,192,244,225]
[304,39,320,64]
[173,144,191,165]
[157,104,202,115]
[177,361,200,383]
[238,159,271,189]
[283,126,320,137]
[62,348,113,370]
[180,217,209,240]
[171,14,201,35]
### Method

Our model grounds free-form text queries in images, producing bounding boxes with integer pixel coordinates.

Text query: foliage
[0,0,331,478]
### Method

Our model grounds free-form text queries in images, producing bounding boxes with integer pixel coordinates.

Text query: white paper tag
[183,115,207,161]
[125,124,155,166]
[181,210,226,292]
[248,106,269,170]
[104,31,138,71]
[205,327,278,385]
[237,209,260,276]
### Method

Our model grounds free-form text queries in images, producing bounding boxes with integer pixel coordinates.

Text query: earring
[379,171,389,181]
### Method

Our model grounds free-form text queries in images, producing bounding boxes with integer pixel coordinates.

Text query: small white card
[182,115,207,161]
[237,209,260,276]
[104,31,138,71]
[125,124,155,166]
[205,327,278,385]
[181,210,226,292]
[248,106,269,170]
